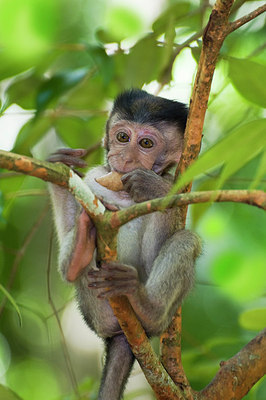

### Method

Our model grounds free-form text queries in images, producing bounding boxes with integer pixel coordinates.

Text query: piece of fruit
[95,171,123,191]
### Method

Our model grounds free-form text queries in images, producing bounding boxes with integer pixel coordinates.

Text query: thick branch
[199,329,266,400]
[160,307,193,400]
[0,150,105,218]
[175,0,234,180]
[228,4,266,34]
[108,296,185,400]
[0,150,69,187]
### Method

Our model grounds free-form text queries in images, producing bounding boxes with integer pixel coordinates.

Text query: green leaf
[105,6,143,42]
[190,179,217,226]
[173,119,266,192]
[0,385,23,400]
[239,308,266,331]
[36,68,89,113]
[190,45,201,63]
[64,73,107,110]
[96,28,121,44]
[228,57,266,108]
[152,2,192,34]
[0,52,35,81]
[88,46,114,86]
[0,0,57,67]
[211,252,266,302]
[13,117,52,155]
[250,150,266,190]
[121,35,166,87]
[5,71,42,110]
[0,284,22,326]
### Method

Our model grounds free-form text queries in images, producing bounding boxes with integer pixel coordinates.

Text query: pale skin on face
[107,120,167,173]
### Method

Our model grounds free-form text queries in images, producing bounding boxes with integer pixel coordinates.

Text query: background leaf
[0,385,23,400]
[239,308,266,331]
[228,57,266,108]
[173,119,266,192]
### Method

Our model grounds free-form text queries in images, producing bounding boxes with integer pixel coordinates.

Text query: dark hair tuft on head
[111,89,188,133]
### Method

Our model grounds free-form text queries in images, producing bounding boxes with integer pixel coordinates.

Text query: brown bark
[228,4,266,34]
[176,0,234,181]
[0,150,70,187]
[113,190,266,228]
[160,308,193,400]
[199,329,266,400]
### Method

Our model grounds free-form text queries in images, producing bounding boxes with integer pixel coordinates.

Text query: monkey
[48,89,201,400]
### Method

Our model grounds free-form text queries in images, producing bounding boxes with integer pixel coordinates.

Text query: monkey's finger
[120,172,132,184]
[97,284,137,299]
[47,154,88,168]
[101,262,137,274]
[121,168,147,184]
[88,269,136,281]
[88,278,136,289]
[55,148,87,157]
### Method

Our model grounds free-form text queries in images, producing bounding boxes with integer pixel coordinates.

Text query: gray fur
[48,89,201,399]
[49,166,201,399]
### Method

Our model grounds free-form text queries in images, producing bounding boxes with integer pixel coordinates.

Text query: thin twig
[6,189,48,199]
[228,4,266,34]
[249,42,266,57]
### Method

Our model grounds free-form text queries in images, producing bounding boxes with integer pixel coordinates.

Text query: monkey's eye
[139,138,154,148]
[116,132,130,142]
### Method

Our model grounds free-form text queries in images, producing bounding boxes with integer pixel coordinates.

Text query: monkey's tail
[98,333,135,400]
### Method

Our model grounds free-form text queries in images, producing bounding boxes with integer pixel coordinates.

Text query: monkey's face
[107,118,183,174]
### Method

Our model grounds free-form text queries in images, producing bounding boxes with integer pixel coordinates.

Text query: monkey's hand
[87,262,141,299]
[121,169,171,202]
[47,148,88,177]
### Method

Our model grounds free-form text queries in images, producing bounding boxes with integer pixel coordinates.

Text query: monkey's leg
[99,334,135,400]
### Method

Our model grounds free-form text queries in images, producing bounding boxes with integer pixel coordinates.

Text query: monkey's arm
[48,149,96,281]
[134,229,201,334]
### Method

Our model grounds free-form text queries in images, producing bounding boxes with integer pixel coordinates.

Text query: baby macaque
[48,89,201,400]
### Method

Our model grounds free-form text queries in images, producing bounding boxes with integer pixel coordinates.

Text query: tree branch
[1,150,264,224]
[111,189,265,228]
[176,0,234,181]
[164,0,232,390]
[228,4,266,34]
[199,329,266,400]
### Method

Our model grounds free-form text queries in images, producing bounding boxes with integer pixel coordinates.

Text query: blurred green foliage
[0,0,265,399]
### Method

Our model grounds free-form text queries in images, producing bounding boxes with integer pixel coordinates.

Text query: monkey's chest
[117,218,143,268]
